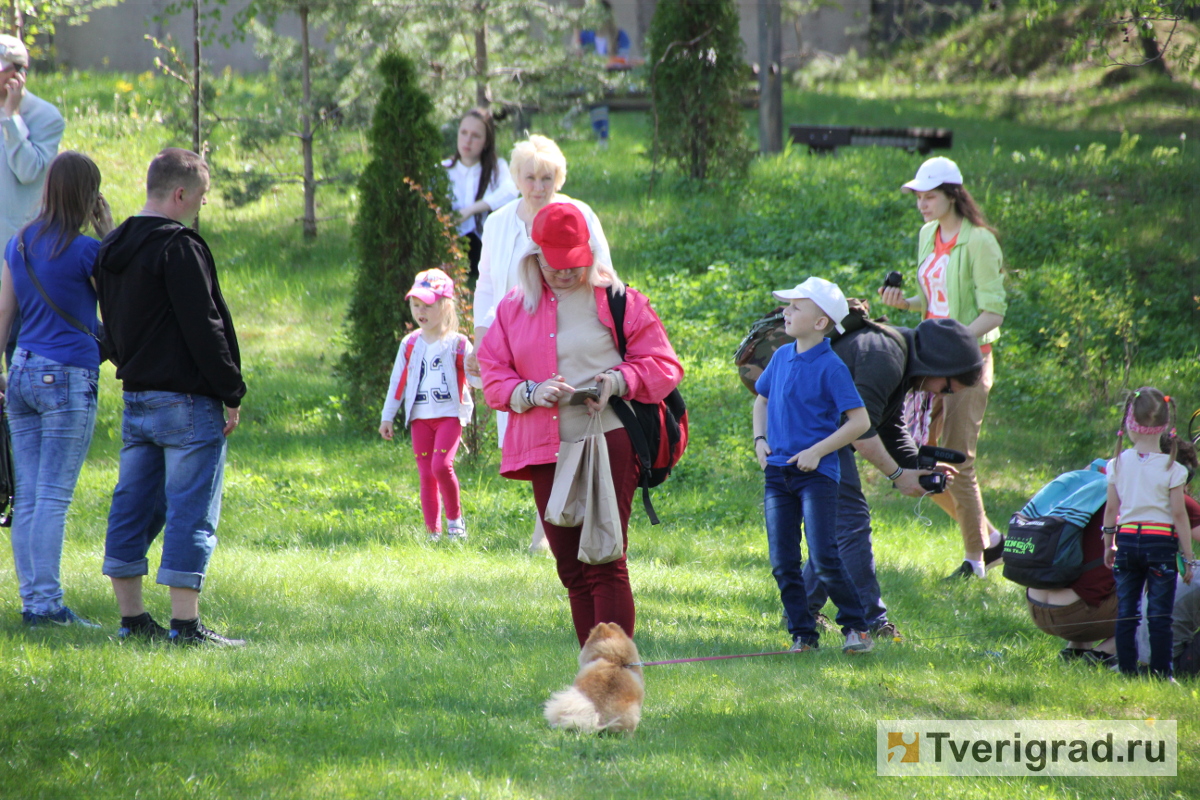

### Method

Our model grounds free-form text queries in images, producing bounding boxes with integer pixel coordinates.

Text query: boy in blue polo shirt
[753,277,873,654]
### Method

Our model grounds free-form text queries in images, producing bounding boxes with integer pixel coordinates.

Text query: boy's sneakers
[118,612,169,641]
[168,618,246,647]
[789,636,818,653]
[446,518,467,541]
[22,606,101,629]
[842,630,874,654]
[427,530,442,542]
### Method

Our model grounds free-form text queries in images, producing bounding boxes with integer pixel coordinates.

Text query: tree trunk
[758,0,783,154]
[474,2,489,107]
[192,0,202,231]
[1132,5,1171,77]
[300,4,318,240]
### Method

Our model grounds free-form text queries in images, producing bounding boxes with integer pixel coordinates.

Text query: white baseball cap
[773,277,850,334]
[0,35,29,70]
[901,156,963,192]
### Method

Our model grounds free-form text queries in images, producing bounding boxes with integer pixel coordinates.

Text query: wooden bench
[789,125,952,155]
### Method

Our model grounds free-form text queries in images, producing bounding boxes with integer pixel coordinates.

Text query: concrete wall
[53,0,307,73]
[52,0,868,74]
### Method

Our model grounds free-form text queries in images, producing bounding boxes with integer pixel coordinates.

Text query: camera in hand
[883,270,904,289]
[915,445,966,493]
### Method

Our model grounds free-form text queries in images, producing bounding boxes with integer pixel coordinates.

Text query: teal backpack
[1002,460,1109,589]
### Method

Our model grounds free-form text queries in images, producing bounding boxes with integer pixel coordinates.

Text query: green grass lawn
[0,70,1197,799]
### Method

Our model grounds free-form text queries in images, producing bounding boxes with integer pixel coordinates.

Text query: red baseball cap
[531,203,593,270]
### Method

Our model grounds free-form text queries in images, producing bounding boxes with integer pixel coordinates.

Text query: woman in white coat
[465,133,610,550]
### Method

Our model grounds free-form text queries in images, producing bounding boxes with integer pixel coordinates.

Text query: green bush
[336,52,459,422]
[645,0,752,181]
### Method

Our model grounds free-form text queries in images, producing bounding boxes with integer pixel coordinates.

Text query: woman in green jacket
[880,157,1007,580]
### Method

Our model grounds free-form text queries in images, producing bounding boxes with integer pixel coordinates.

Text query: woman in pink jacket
[477,203,682,646]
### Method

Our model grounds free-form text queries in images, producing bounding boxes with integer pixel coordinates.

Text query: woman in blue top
[0,150,112,627]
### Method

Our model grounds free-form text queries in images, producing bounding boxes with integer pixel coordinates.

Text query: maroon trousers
[528,427,640,647]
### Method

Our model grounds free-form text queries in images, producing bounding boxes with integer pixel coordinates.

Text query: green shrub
[336,52,460,422]
[645,0,752,181]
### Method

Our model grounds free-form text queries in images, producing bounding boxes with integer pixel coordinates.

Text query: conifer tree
[337,52,460,421]
[647,0,751,181]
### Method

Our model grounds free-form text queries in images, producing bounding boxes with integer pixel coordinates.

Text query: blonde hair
[1114,386,1178,472]
[509,134,567,192]
[515,244,624,315]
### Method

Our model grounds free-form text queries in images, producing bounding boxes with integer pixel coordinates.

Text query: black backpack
[605,287,688,525]
[1002,466,1108,589]
[0,410,14,526]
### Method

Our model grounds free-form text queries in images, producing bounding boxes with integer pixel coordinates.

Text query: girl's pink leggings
[410,417,462,532]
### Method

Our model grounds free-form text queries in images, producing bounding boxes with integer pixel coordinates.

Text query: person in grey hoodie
[803,311,985,641]
[95,148,247,647]
[1,34,64,361]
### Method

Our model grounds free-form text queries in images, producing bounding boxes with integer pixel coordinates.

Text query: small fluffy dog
[544,622,645,734]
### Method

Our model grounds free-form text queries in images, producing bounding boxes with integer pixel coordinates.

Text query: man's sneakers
[118,612,169,641]
[22,606,101,628]
[842,630,875,654]
[789,636,818,653]
[168,618,246,647]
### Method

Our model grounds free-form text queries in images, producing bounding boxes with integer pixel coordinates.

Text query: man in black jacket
[803,312,986,640]
[96,148,247,646]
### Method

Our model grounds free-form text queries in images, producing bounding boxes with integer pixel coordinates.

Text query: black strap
[606,286,660,524]
[16,232,102,346]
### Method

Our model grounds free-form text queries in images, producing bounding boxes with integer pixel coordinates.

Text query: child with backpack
[379,268,474,541]
[1103,387,1195,678]
[752,277,874,655]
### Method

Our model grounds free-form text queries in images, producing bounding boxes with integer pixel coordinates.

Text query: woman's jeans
[6,349,98,615]
[1114,532,1179,678]
[764,465,868,643]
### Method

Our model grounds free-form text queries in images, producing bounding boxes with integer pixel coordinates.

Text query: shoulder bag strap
[17,232,102,345]
[605,286,660,524]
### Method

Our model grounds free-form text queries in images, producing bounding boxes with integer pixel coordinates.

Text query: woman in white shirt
[466,134,610,551]
[469,134,610,369]
[443,108,518,284]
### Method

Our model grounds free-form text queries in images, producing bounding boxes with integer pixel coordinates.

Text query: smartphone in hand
[568,385,601,405]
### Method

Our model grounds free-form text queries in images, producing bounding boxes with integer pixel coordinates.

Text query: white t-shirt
[409,337,463,421]
[1107,449,1189,526]
[443,157,518,237]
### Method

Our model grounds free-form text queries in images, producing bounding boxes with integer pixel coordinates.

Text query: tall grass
[0,70,1196,799]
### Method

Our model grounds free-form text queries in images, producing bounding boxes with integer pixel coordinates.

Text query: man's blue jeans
[102,392,227,591]
[803,446,889,629]
[1114,532,1179,678]
[764,464,867,643]
[6,349,98,615]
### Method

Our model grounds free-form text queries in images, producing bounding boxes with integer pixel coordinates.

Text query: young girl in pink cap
[379,268,474,540]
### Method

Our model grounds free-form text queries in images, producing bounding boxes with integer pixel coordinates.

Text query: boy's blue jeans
[803,446,889,630]
[1114,532,1179,678]
[764,465,868,643]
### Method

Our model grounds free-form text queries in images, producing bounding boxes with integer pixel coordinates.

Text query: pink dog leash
[631,649,796,667]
